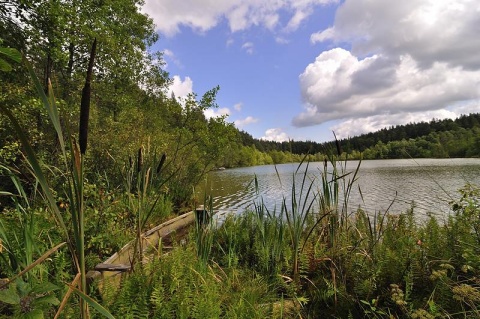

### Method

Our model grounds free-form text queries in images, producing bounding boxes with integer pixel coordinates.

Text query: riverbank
[104,182,480,318]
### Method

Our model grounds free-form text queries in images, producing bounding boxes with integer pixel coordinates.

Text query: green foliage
[0,278,60,318]
[237,113,480,161]
[0,40,21,72]
[106,245,273,319]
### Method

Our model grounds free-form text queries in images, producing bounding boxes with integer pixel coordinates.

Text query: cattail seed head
[137,146,143,173]
[79,38,97,155]
[335,139,342,156]
[156,153,166,174]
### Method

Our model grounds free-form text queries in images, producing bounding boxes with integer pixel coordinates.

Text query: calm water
[196,159,480,218]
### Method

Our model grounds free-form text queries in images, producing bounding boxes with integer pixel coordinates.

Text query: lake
[195,158,480,219]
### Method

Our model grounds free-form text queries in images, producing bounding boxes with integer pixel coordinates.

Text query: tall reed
[0,40,114,318]
[195,195,215,267]
[123,142,170,268]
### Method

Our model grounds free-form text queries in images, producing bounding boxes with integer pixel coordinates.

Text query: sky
[142,0,480,143]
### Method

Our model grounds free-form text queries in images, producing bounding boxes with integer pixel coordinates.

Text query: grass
[103,159,480,319]
[0,41,116,318]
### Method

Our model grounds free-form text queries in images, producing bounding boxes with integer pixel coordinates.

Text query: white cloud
[233,103,243,111]
[331,109,462,139]
[234,116,259,128]
[275,37,289,44]
[242,42,254,54]
[162,49,182,69]
[261,128,290,142]
[310,27,335,44]
[163,49,174,59]
[167,75,193,100]
[142,0,336,37]
[204,107,231,119]
[295,0,480,133]
[295,49,480,127]
[284,8,311,33]
[312,0,480,69]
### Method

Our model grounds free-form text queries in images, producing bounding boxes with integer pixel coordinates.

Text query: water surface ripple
[196,159,480,218]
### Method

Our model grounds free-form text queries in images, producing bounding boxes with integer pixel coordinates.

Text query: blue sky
[143,0,480,143]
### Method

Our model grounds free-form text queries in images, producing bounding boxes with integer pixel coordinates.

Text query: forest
[241,113,480,160]
[1,1,480,318]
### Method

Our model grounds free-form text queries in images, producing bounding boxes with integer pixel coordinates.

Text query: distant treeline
[239,113,480,159]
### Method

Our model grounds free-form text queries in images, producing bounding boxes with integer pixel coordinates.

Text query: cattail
[335,139,342,156]
[79,38,97,155]
[137,146,143,173]
[156,153,166,174]
[332,131,342,156]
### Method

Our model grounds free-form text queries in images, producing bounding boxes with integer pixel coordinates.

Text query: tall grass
[195,195,215,267]
[123,143,170,268]
[0,41,114,318]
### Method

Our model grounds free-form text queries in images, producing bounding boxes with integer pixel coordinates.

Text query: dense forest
[0,0,239,208]
[241,113,480,160]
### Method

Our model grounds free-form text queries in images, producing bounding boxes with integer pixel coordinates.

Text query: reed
[281,160,317,282]
[0,41,114,318]
[195,195,215,267]
[123,143,172,268]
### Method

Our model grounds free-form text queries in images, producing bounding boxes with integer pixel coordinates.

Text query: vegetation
[239,113,480,160]
[1,1,480,318]
[103,159,480,319]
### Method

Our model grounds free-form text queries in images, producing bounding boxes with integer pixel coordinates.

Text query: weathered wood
[94,263,131,272]
[86,210,197,294]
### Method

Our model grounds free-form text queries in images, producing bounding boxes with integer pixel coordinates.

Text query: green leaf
[0,286,20,304]
[70,285,116,319]
[19,308,44,319]
[0,47,21,72]
[34,294,60,306]
[0,107,68,238]
[0,58,13,72]
[0,47,22,63]
[32,282,60,294]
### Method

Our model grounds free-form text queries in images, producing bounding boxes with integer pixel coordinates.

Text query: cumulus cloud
[295,0,480,132]
[167,75,193,100]
[261,128,290,142]
[294,49,480,126]
[142,0,336,37]
[284,8,312,33]
[312,0,480,69]
[234,116,259,128]
[204,107,231,119]
[331,109,465,139]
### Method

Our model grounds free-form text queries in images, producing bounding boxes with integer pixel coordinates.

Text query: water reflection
[196,159,480,218]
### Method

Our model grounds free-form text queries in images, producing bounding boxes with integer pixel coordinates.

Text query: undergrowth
[103,160,480,318]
